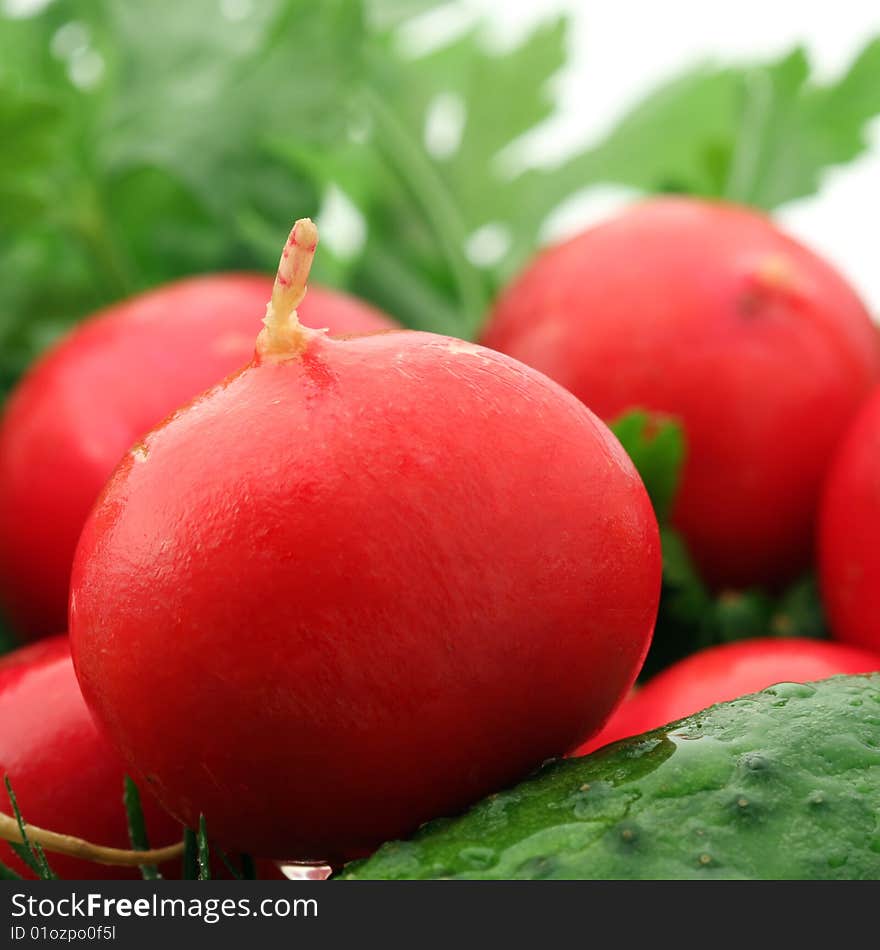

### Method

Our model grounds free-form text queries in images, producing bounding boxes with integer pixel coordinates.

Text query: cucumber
[341,674,880,879]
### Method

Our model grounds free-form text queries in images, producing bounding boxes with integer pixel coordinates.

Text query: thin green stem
[197,815,211,880]
[182,828,199,880]
[357,240,463,335]
[724,68,773,204]
[60,182,136,301]
[362,86,488,337]
[123,777,162,880]
[4,776,55,879]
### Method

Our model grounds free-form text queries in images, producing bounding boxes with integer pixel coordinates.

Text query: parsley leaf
[275,16,572,337]
[0,0,360,394]
[520,39,880,213]
[123,776,162,880]
[611,411,686,522]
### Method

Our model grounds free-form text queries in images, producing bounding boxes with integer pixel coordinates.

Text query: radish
[69,219,661,862]
[819,387,880,651]
[0,275,395,642]
[481,198,880,590]
[0,636,182,879]
[574,637,880,755]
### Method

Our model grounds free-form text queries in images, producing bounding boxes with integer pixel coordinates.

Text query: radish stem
[0,810,183,868]
[257,218,320,360]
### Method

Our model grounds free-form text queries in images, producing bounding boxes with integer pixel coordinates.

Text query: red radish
[819,388,880,651]
[0,275,396,642]
[574,637,880,755]
[481,198,880,590]
[70,219,662,862]
[0,636,181,880]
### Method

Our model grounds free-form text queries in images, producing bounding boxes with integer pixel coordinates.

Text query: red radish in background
[574,637,880,755]
[0,275,396,642]
[482,197,880,591]
[819,388,880,651]
[70,219,662,863]
[0,636,181,880]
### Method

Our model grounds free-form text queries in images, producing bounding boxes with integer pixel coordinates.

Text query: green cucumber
[341,674,880,879]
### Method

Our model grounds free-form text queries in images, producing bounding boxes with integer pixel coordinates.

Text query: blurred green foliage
[4,1,880,396]
[0,0,359,393]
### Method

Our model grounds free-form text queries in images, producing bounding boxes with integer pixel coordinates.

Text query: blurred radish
[482,198,879,590]
[819,387,880,652]
[574,637,880,755]
[0,636,181,879]
[0,275,396,641]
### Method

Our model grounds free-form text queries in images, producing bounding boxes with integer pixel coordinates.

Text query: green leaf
[182,827,199,880]
[513,65,742,216]
[216,848,244,881]
[610,411,685,522]
[276,16,574,338]
[341,674,880,880]
[364,0,445,30]
[770,575,826,640]
[123,776,162,880]
[520,39,880,213]
[197,815,211,880]
[724,41,880,207]
[4,776,56,880]
[0,0,362,397]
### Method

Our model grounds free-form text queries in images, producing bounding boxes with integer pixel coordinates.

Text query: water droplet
[514,855,559,879]
[668,729,703,741]
[764,682,816,700]
[729,791,761,820]
[457,847,495,871]
[739,751,772,775]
